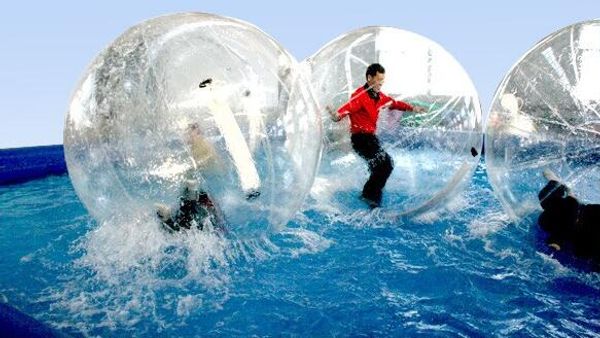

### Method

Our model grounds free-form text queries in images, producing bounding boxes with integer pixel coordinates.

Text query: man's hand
[326,105,341,122]
[412,105,426,113]
[548,243,561,251]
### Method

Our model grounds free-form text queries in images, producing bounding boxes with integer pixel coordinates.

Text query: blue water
[1,158,599,336]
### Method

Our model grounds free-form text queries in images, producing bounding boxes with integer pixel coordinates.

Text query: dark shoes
[246,189,261,200]
[360,194,381,209]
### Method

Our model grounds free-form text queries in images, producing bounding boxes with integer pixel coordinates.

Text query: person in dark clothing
[156,180,224,233]
[538,169,600,261]
[327,63,426,208]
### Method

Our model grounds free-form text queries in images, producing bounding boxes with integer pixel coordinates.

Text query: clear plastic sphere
[486,20,600,219]
[64,13,322,234]
[304,27,482,216]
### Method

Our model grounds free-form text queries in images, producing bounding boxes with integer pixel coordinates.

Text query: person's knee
[380,154,393,177]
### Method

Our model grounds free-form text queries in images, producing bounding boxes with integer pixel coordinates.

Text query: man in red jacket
[328,63,426,208]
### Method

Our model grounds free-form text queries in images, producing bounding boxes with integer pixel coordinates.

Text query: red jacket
[337,85,413,134]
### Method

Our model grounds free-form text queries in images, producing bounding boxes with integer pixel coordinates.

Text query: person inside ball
[327,63,427,208]
[155,123,225,233]
[538,169,599,262]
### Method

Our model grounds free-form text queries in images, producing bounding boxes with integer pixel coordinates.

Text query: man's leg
[351,133,393,207]
[365,150,393,204]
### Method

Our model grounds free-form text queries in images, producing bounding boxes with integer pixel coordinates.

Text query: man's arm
[327,93,362,122]
[382,93,426,113]
[391,99,426,113]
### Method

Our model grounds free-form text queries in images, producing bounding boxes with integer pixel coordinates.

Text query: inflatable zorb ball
[64,13,322,234]
[487,20,600,219]
[304,27,482,216]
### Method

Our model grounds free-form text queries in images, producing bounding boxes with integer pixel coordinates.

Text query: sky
[0,1,598,148]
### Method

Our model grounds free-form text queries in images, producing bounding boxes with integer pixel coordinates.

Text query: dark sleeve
[539,180,568,210]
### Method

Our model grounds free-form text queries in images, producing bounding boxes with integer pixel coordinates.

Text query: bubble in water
[64,13,322,235]
[486,19,600,219]
[304,26,482,216]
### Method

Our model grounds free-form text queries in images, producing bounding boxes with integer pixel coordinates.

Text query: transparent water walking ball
[304,26,483,216]
[64,13,322,234]
[486,20,600,219]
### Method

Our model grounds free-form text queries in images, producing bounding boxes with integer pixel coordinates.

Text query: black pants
[351,133,394,204]
[538,180,600,259]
